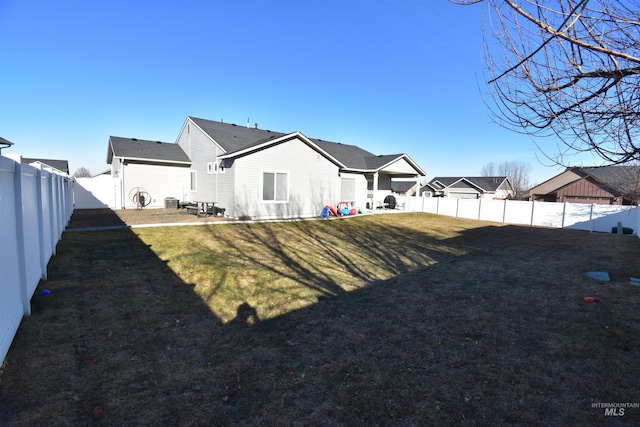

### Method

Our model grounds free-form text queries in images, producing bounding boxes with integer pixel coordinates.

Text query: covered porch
[364,155,425,213]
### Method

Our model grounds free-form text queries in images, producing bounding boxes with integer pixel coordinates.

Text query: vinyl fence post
[36,169,47,279]
[13,162,30,316]
[502,199,507,224]
[530,200,535,226]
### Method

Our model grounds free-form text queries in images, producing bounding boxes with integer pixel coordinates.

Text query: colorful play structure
[321,201,363,218]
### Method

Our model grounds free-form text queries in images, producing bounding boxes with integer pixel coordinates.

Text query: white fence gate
[1,155,73,363]
[403,196,639,235]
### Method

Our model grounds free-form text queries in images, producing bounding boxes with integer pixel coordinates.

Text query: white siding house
[93,117,427,218]
[176,117,426,219]
[107,137,191,209]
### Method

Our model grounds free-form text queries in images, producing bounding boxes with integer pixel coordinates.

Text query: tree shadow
[3,213,640,425]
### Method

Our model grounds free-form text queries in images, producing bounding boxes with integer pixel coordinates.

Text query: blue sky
[1,0,589,185]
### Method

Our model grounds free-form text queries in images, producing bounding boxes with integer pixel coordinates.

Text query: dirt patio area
[66,208,233,229]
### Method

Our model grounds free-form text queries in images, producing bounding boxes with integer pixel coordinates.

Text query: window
[262,171,288,201]
[209,160,225,174]
[340,178,356,201]
[366,177,374,198]
[190,170,197,191]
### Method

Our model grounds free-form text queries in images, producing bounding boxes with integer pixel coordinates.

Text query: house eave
[112,155,191,166]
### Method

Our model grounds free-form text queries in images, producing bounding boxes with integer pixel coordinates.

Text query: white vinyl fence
[1,155,73,363]
[403,196,639,235]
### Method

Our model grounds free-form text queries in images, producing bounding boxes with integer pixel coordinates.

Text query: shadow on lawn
[196,217,464,302]
[2,212,640,426]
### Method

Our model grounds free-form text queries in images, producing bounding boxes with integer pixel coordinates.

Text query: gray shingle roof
[189,117,422,173]
[22,158,70,174]
[108,137,191,164]
[582,166,640,195]
[310,138,381,170]
[190,117,287,154]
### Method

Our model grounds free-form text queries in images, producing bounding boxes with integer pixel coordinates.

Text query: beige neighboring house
[529,166,640,205]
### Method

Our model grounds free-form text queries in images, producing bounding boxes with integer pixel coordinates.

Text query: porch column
[372,172,379,212]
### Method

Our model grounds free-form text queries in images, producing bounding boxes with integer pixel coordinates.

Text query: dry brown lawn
[1,209,639,426]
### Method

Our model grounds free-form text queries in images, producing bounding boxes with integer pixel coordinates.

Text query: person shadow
[229,302,260,327]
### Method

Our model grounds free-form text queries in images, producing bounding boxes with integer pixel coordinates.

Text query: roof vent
[255,123,258,129]
[157,141,162,144]
[132,138,138,141]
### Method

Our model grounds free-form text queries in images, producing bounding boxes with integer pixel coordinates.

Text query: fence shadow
[2,214,640,425]
[0,211,227,425]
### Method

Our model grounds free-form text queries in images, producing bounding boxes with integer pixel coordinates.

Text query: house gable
[218,131,345,168]
[230,135,341,219]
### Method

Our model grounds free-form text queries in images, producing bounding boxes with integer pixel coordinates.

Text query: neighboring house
[107,137,191,209]
[529,166,640,205]
[421,176,515,200]
[0,136,13,153]
[22,158,70,175]
[175,117,426,219]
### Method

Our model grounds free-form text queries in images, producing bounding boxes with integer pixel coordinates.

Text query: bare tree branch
[453,0,640,165]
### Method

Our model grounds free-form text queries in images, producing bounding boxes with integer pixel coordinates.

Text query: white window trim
[261,170,289,203]
[219,160,225,174]
[190,170,197,191]
[207,162,214,174]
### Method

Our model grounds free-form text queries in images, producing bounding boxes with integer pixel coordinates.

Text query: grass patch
[1,212,640,425]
